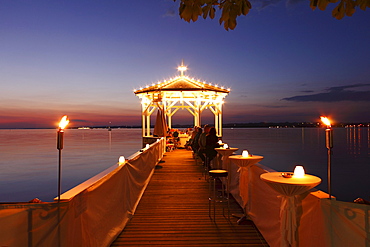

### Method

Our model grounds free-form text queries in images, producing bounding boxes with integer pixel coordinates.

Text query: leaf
[228,17,237,30]
[202,4,211,19]
[356,0,370,10]
[241,0,251,15]
[345,0,356,16]
[210,7,216,19]
[318,0,330,11]
[310,0,319,10]
[332,1,345,19]
[220,3,230,24]
[181,5,194,22]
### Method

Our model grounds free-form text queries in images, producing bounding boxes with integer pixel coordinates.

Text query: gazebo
[134,62,230,144]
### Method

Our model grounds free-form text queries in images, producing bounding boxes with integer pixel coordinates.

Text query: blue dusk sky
[1,0,369,128]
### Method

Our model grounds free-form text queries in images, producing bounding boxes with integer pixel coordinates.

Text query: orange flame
[320,116,331,128]
[58,115,69,130]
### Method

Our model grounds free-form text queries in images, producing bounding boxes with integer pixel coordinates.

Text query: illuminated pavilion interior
[134,62,230,138]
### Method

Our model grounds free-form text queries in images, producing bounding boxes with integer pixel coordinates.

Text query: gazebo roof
[134,76,230,94]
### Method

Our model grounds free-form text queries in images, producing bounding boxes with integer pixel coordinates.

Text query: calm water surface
[223,127,370,202]
[0,127,369,202]
[0,129,142,202]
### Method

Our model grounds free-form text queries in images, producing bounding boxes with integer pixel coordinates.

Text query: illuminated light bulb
[118,156,125,165]
[140,87,143,90]
[223,144,228,149]
[227,88,231,91]
[218,140,223,144]
[293,166,305,178]
[242,150,249,157]
[177,65,187,72]
[146,144,150,149]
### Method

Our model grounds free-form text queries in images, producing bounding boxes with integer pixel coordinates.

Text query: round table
[260,172,321,247]
[215,147,239,171]
[229,155,264,222]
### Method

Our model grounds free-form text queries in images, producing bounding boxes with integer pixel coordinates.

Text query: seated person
[205,127,220,169]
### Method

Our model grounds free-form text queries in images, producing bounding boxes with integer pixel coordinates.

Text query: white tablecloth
[229,155,264,208]
[260,172,321,247]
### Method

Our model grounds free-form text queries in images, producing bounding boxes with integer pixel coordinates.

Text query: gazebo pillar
[167,109,172,129]
[146,114,150,136]
[141,113,146,137]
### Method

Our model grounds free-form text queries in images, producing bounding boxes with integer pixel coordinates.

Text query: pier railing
[0,138,368,247]
[0,138,166,247]
[226,161,370,247]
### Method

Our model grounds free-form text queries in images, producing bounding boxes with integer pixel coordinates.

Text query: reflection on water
[347,126,370,157]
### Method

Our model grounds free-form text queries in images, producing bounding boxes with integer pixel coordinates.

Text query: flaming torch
[321,116,333,199]
[57,115,69,202]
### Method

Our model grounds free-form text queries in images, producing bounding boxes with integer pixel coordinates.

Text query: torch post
[321,116,333,200]
[57,129,64,203]
[325,127,333,199]
[56,115,69,203]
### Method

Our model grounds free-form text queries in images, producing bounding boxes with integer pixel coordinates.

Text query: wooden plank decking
[111,149,269,246]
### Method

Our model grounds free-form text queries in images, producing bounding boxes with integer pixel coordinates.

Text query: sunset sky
[1,0,369,128]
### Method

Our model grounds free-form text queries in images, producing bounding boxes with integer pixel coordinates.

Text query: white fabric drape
[227,161,369,247]
[0,138,165,247]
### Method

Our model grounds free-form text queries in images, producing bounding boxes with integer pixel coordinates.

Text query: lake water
[0,127,369,202]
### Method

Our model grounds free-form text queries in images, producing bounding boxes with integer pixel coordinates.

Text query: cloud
[285,0,306,6]
[252,0,302,9]
[282,83,370,102]
[162,8,176,17]
[262,104,289,108]
[253,0,282,9]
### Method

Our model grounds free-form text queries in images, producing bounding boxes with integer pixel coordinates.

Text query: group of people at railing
[187,124,220,169]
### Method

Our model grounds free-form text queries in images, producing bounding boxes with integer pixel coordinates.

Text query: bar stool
[208,169,230,220]
[203,156,210,180]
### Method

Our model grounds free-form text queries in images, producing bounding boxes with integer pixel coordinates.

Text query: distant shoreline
[1,122,369,130]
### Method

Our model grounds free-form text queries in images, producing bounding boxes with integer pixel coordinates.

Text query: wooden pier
[111,149,268,246]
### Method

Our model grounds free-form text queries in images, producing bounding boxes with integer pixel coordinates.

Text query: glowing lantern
[118,156,125,165]
[242,150,249,157]
[293,166,305,178]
